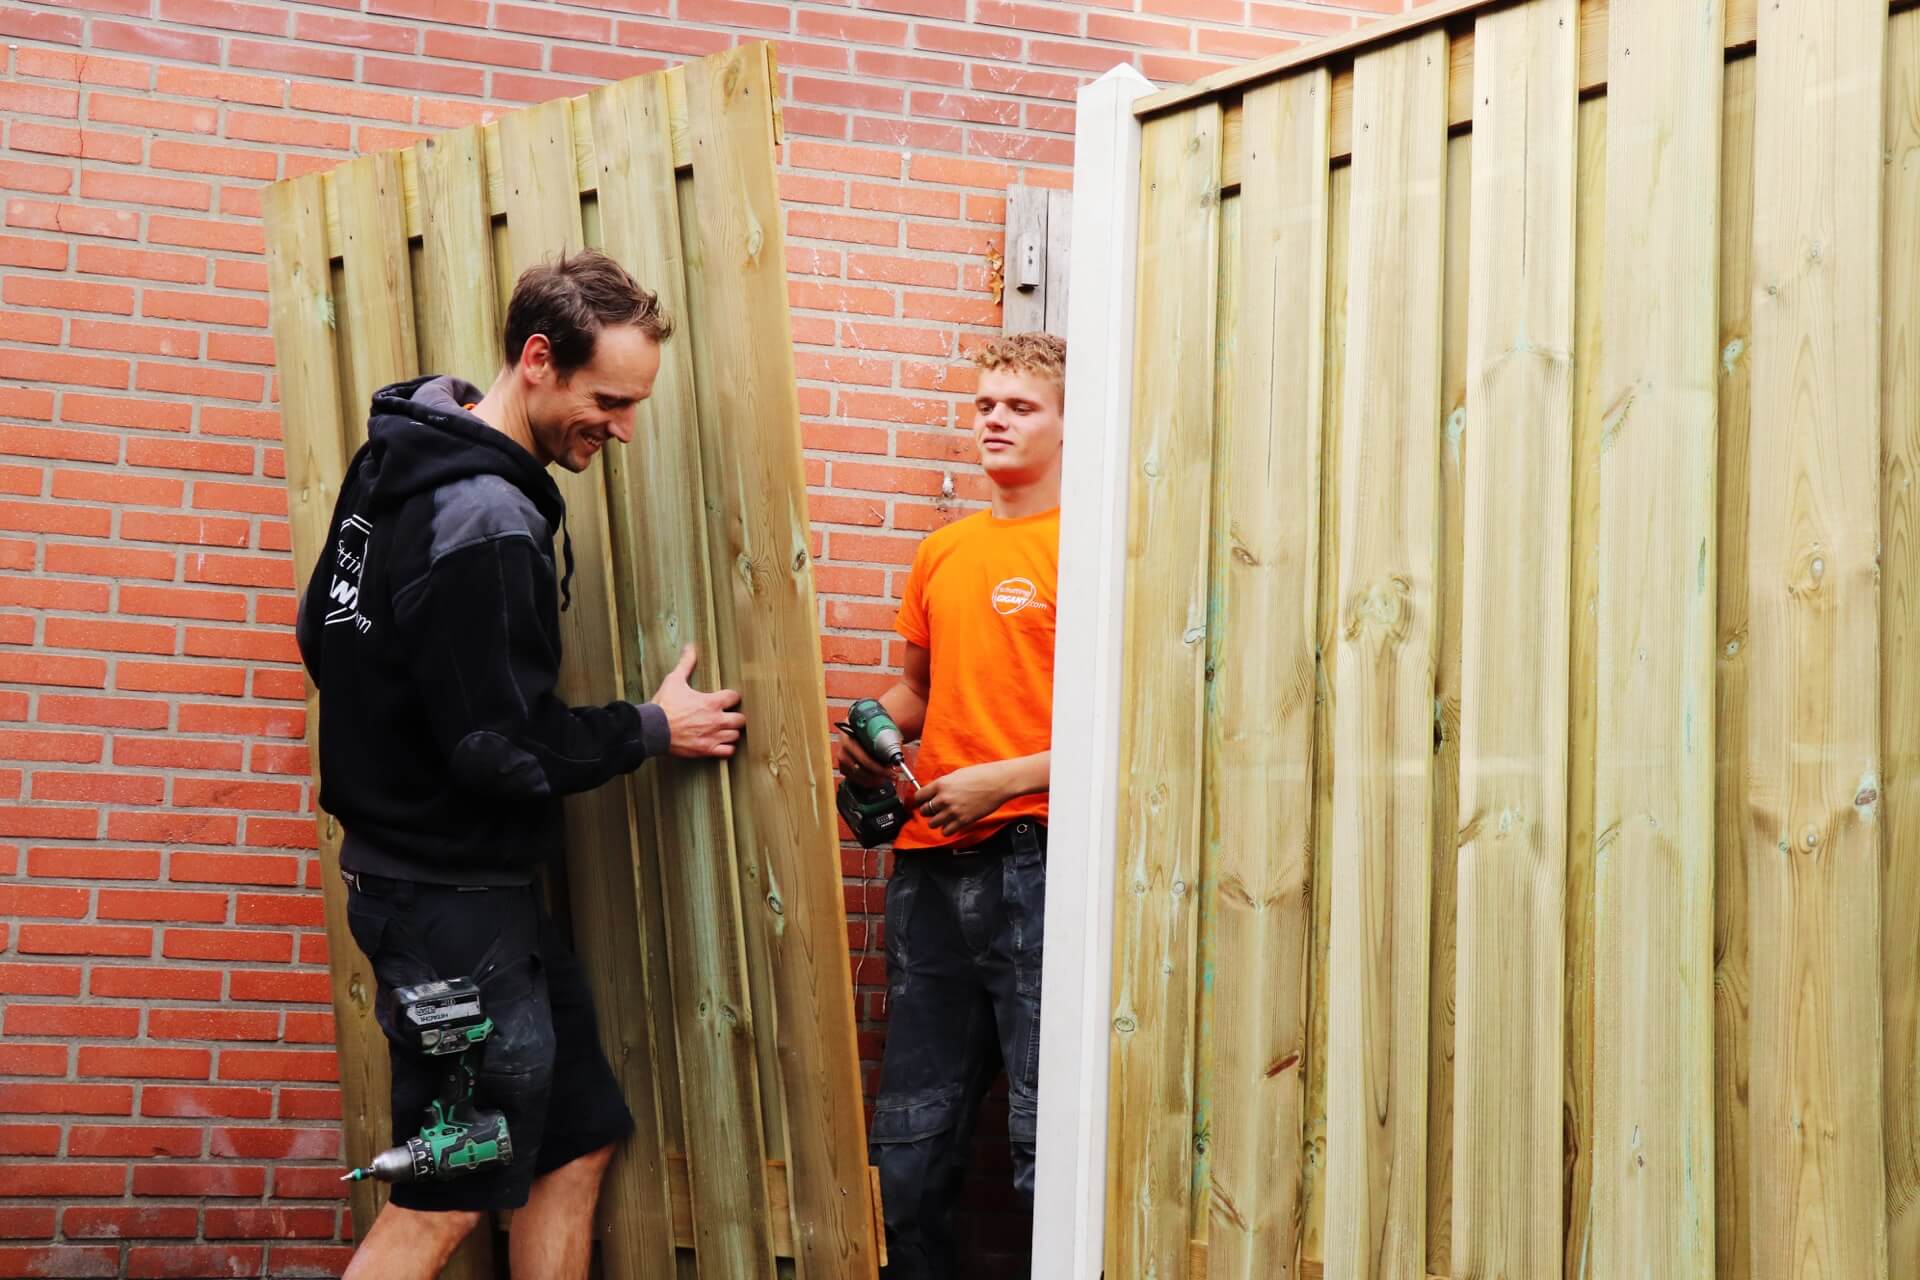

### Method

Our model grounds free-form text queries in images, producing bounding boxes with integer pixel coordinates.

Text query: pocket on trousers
[1004,850,1046,997]
[869,1085,964,1145]
[344,891,390,962]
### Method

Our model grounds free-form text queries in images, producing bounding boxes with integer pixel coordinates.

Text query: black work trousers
[869,820,1046,1280]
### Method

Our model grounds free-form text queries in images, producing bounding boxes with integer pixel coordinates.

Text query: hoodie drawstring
[559,519,575,613]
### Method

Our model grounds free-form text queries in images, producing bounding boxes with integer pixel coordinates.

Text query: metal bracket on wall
[1004,184,1073,336]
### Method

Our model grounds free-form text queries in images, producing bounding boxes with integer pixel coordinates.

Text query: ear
[519,333,554,387]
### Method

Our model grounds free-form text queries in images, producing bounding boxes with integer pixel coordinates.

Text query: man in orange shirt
[834,332,1063,1279]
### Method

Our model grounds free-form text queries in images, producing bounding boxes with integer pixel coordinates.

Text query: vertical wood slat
[1714,51,1759,1280]
[1592,0,1723,1274]
[1103,99,1222,1280]
[1747,3,1890,1276]
[682,45,878,1277]
[592,70,779,1280]
[334,152,418,429]
[414,127,500,387]
[1448,2,1577,1275]
[1323,29,1448,1280]
[495,94,679,1275]
[574,88,693,1280]
[263,170,384,1241]
[1202,69,1328,1280]
[1563,88,1607,1280]
[1188,190,1239,1265]
[1300,158,1351,1272]
[1422,127,1469,1280]
[1885,12,1920,1274]
[674,151,792,1180]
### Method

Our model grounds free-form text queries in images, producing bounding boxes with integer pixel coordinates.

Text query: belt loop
[1010,821,1040,860]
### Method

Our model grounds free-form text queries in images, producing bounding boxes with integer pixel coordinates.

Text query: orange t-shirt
[893,507,1059,850]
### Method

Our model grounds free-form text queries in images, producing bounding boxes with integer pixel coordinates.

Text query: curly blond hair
[972,331,1066,404]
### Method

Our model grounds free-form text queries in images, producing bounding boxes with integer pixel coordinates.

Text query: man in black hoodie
[299,250,743,1280]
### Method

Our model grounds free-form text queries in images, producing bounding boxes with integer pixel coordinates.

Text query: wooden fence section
[265,45,881,1280]
[1106,1,1920,1276]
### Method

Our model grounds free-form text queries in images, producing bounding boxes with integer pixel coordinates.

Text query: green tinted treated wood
[1323,30,1448,1280]
[1103,99,1222,1280]
[1449,2,1576,1273]
[1592,1,1723,1272]
[592,69,777,1280]
[1747,1,1890,1273]
[684,45,879,1276]
[1203,69,1328,1280]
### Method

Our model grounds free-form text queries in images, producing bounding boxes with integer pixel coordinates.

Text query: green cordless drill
[835,698,921,849]
[341,978,514,1184]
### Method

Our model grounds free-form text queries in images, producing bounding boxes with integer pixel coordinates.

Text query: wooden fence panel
[1322,29,1448,1280]
[1105,4,1920,1278]
[1747,2,1890,1274]
[266,45,876,1280]
[1102,99,1222,1280]
[1448,3,1576,1274]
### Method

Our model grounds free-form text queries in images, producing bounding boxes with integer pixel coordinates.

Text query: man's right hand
[832,730,890,787]
[651,646,745,759]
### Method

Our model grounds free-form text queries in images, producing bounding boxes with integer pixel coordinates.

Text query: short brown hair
[972,331,1066,402]
[503,249,673,375]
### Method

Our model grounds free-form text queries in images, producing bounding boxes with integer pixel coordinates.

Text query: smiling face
[971,367,1064,488]
[518,323,662,473]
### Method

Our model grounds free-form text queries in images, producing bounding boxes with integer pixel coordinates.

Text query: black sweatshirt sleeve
[391,533,670,797]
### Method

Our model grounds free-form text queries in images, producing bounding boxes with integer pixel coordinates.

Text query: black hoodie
[297,375,669,885]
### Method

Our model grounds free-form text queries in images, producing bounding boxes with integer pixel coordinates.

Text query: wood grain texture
[1714,51,1758,1280]
[1423,128,1468,1280]
[1886,15,1920,1273]
[1323,30,1448,1280]
[1448,3,1577,1275]
[1300,158,1350,1274]
[592,70,779,1280]
[1103,99,1222,1280]
[1202,69,1329,1280]
[1747,2,1890,1274]
[1592,1,1723,1273]
[334,151,418,425]
[413,126,499,387]
[683,46,878,1277]
[1188,190,1237,1257]
[1563,89,1606,1280]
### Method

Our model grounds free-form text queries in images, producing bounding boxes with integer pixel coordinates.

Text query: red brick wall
[0,0,1408,1273]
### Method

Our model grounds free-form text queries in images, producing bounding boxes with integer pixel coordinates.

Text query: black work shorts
[342,873,635,1212]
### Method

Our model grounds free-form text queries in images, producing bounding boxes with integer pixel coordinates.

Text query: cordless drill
[341,978,513,1184]
[835,698,920,849]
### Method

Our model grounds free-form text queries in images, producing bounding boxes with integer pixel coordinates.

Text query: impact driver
[341,978,513,1184]
[835,698,921,848]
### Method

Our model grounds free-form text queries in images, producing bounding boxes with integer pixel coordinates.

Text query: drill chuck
[342,1145,421,1183]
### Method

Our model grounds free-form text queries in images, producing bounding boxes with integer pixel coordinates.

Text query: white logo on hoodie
[325,514,375,634]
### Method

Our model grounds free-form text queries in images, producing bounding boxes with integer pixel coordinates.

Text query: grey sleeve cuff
[636,702,671,760]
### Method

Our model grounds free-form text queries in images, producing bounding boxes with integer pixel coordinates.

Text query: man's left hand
[911,762,1008,838]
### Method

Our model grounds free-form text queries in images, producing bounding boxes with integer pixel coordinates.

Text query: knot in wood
[1342,575,1413,646]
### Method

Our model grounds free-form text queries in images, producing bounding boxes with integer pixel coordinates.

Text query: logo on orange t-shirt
[991,577,1042,616]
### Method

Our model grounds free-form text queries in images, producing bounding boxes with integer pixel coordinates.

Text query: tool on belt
[835,698,921,849]
[341,978,513,1184]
